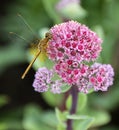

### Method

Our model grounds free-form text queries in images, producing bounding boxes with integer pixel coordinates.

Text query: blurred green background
[0,0,119,130]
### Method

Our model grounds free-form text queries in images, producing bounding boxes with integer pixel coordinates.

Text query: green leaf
[0,95,9,107]
[42,91,63,107]
[0,107,24,130]
[57,124,66,130]
[89,82,119,110]
[41,0,62,23]
[66,95,72,110]
[0,44,25,72]
[0,120,23,130]
[60,84,71,93]
[23,104,57,130]
[75,117,95,130]
[67,114,93,120]
[55,108,67,130]
[81,108,111,127]
[91,110,111,127]
[77,93,87,111]
[55,108,68,123]
[67,114,95,130]
[92,25,105,40]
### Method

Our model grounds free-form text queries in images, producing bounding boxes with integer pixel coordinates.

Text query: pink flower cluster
[89,63,114,91]
[33,67,63,94]
[54,62,89,85]
[77,63,114,93]
[48,21,102,63]
[33,21,114,94]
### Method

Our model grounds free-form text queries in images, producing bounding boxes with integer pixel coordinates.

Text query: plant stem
[66,85,78,130]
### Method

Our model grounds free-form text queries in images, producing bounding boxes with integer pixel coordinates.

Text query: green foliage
[41,0,62,24]
[23,104,57,130]
[55,108,95,130]
[68,115,95,130]
[42,91,63,107]
[0,107,24,130]
[75,117,94,130]
[0,95,9,107]
[56,108,68,122]
[55,108,67,129]
[66,95,72,110]
[77,93,87,111]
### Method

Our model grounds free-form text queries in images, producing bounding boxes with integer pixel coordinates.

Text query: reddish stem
[66,85,78,130]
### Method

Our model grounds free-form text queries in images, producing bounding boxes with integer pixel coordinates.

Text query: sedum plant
[31,21,114,130]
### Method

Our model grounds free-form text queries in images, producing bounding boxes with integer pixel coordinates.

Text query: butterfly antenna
[9,32,29,43]
[17,13,38,38]
[21,50,41,79]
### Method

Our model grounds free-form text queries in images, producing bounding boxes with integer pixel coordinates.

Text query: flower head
[48,21,102,63]
[90,63,114,91]
[47,21,102,85]
[77,63,114,93]
[32,67,53,92]
[32,67,64,94]
[32,21,114,94]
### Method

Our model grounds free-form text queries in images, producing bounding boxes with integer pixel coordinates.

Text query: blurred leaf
[0,95,9,107]
[55,108,67,130]
[89,82,119,110]
[100,126,119,130]
[42,91,63,107]
[66,95,72,110]
[67,114,93,120]
[77,93,87,112]
[0,44,25,73]
[55,108,68,123]
[69,115,95,130]
[75,116,95,130]
[91,110,110,127]
[81,109,111,127]
[57,124,66,130]
[0,120,23,130]
[92,25,105,40]
[41,0,62,23]
[23,104,57,130]
[0,108,24,130]
[60,84,71,93]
